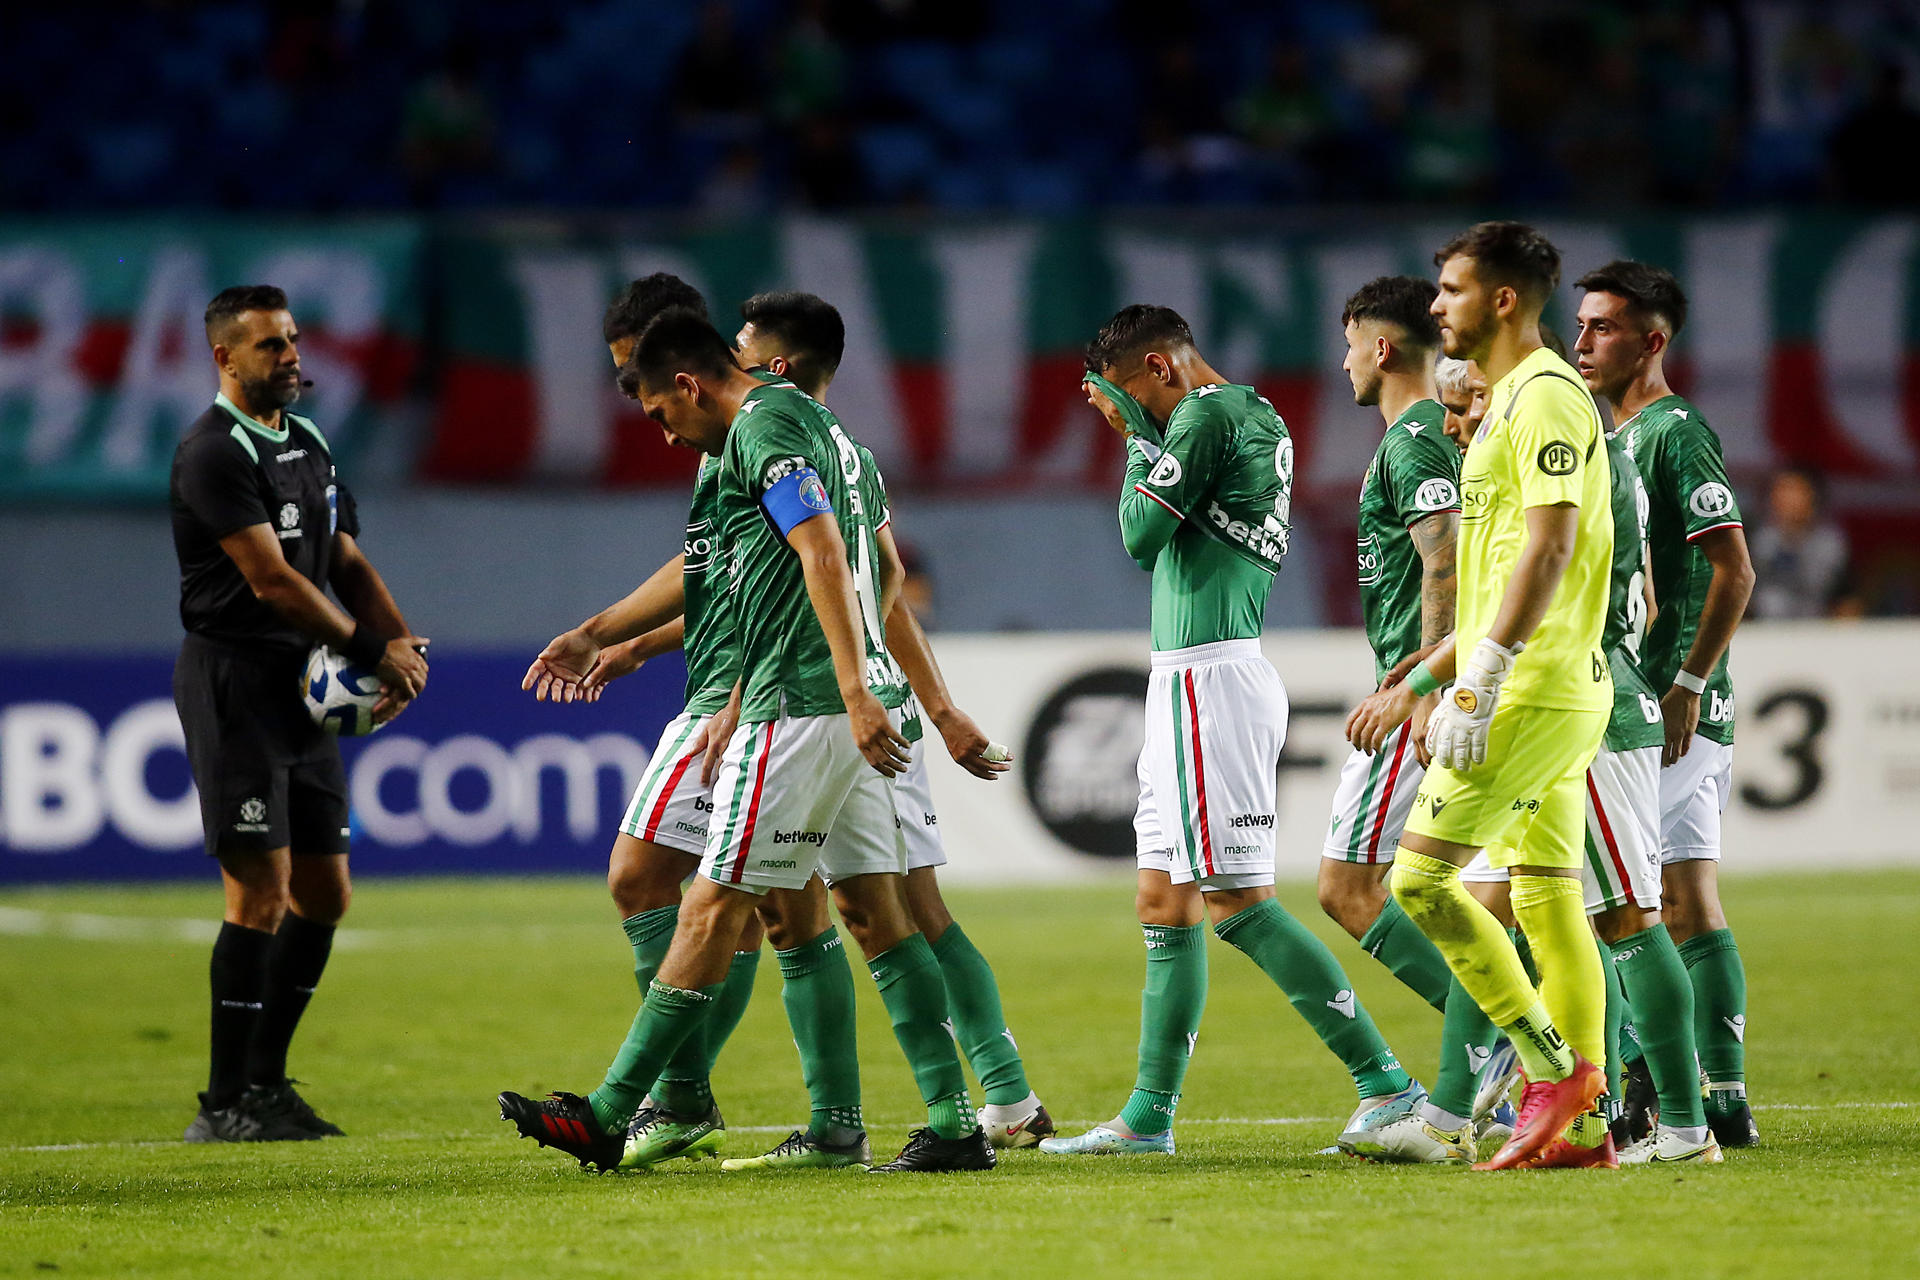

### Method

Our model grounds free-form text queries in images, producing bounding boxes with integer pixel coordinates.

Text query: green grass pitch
[4,871,1918,1278]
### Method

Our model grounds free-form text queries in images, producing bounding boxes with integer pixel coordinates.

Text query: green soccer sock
[1357,895,1453,1013]
[929,923,1032,1106]
[868,933,972,1138]
[1612,924,1706,1129]
[1429,976,1499,1121]
[655,946,760,1116]
[588,907,681,1123]
[1216,900,1411,1099]
[1678,927,1747,1086]
[776,928,863,1142]
[621,905,679,993]
[587,980,718,1133]
[1598,935,1627,1116]
[1118,922,1207,1136]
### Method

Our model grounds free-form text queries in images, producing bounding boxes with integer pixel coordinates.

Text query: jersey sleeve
[176,433,269,538]
[334,476,361,539]
[737,403,835,537]
[1663,416,1743,540]
[1506,376,1600,510]
[1386,428,1462,526]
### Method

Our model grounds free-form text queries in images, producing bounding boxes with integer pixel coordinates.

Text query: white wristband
[1672,669,1707,695]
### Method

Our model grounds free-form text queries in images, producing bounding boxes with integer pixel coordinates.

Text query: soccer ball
[302,646,386,736]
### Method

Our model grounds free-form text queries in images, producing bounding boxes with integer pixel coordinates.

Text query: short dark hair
[603,273,708,345]
[1085,304,1194,374]
[1341,276,1441,350]
[204,285,288,346]
[1434,221,1561,304]
[740,290,846,380]
[1574,260,1689,336]
[616,306,736,398]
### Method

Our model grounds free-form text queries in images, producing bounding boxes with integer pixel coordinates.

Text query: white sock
[1661,1122,1711,1145]
[981,1091,1041,1129]
[1421,1102,1472,1133]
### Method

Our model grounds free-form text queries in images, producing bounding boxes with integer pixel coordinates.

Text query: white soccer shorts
[893,738,948,873]
[619,710,716,857]
[1322,723,1424,865]
[1459,745,1663,915]
[1134,639,1288,891]
[703,710,905,894]
[1657,734,1734,864]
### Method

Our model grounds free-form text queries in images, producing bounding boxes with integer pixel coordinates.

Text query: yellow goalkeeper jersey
[1457,346,1613,712]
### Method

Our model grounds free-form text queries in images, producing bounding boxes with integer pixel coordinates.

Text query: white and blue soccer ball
[302,646,386,736]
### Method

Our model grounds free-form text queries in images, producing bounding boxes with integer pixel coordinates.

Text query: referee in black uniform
[170,285,428,1142]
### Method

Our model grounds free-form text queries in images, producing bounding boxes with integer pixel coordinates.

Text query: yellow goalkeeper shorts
[1403,703,1605,870]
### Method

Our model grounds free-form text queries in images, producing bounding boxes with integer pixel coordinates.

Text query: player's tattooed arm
[1409,510,1460,647]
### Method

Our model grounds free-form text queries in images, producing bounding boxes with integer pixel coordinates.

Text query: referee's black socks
[208,922,273,1108]
[248,912,337,1089]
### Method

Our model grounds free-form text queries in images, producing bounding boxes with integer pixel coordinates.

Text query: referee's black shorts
[173,635,351,859]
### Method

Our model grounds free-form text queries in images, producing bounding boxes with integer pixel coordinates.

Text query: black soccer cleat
[1705,1091,1761,1149]
[1620,1059,1657,1146]
[868,1126,997,1173]
[183,1091,318,1143]
[247,1079,345,1138]
[498,1090,624,1171]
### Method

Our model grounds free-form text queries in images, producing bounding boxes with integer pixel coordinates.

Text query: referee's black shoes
[498,1090,625,1171]
[247,1079,347,1137]
[182,1090,320,1143]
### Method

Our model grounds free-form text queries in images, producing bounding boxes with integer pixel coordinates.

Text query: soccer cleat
[183,1091,317,1143]
[1344,1113,1473,1165]
[246,1079,345,1138]
[1337,1079,1428,1153]
[869,1126,997,1173]
[720,1128,871,1171]
[985,1102,1056,1150]
[497,1091,624,1172]
[1705,1086,1760,1148]
[1510,1132,1619,1170]
[1473,1055,1606,1171]
[620,1100,726,1169]
[1619,1129,1724,1165]
[1473,1038,1522,1121]
[1475,1099,1517,1156]
[1038,1123,1175,1156]
[1619,1058,1657,1146]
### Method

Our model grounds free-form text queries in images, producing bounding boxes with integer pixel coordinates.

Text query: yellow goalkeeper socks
[1509,873,1606,1070]
[1390,850,1575,1082]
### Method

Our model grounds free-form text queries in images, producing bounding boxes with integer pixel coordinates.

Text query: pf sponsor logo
[1413,478,1459,512]
[1147,452,1183,488]
[1689,482,1735,520]
[1537,440,1577,476]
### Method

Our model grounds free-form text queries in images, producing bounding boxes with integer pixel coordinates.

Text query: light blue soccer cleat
[1038,1123,1175,1156]
[1336,1079,1428,1153]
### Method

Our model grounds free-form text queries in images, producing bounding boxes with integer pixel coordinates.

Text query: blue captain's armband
[762,465,834,536]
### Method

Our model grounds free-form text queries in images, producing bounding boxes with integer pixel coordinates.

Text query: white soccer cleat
[982,1100,1055,1150]
[1336,1079,1427,1152]
[1037,1123,1174,1156]
[1618,1129,1724,1165]
[1344,1113,1473,1165]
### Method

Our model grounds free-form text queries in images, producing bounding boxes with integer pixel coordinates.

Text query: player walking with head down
[171,286,428,1142]
[1351,222,1618,1170]
[1574,260,1758,1150]
[1041,305,1421,1158]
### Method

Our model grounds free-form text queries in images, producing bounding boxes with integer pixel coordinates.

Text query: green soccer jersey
[1120,384,1293,651]
[1356,399,1461,681]
[681,454,741,715]
[718,380,895,723]
[1622,395,1740,746]
[1601,431,1664,753]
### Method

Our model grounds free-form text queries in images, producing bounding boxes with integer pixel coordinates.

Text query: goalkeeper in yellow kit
[1351,221,1617,1170]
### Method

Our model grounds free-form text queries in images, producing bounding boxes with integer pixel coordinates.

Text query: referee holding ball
[170,286,428,1142]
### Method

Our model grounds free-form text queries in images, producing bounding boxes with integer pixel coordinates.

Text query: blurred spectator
[788,115,867,209]
[772,0,850,123]
[1749,468,1861,619]
[1827,63,1920,206]
[1234,42,1335,193]
[399,44,496,206]
[698,141,771,215]
[671,1,762,140]
[897,541,937,629]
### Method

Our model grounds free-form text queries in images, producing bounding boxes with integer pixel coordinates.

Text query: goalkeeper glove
[1425,637,1522,772]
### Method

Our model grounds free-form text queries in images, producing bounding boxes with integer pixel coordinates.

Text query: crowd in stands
[5,0,1917,213]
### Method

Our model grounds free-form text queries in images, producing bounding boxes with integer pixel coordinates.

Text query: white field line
[7,1105,1907,1154]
